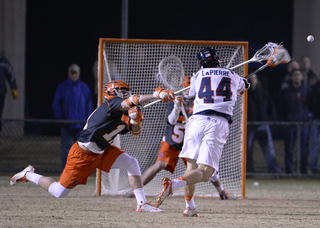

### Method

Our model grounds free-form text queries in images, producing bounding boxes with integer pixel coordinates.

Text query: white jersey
[189,67,245,118]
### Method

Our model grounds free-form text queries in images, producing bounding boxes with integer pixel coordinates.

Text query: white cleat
[182,207,200,217]
[136,202,164,213]
[10,165,34,186]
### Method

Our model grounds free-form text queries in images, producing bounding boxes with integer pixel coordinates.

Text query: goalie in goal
[10,80,174,213]
[125,76,236,200]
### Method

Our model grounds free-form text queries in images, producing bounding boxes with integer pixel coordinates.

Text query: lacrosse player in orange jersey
[125,76,236,202]
[155,47,249,216]
[10,80,174,213]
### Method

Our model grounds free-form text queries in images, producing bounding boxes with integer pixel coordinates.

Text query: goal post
[95,38,248,198]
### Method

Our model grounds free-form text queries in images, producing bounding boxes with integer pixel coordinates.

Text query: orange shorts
[157,141,187,173]
[59,142,125,189]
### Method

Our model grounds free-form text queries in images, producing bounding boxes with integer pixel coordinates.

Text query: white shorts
[179,115,229,171]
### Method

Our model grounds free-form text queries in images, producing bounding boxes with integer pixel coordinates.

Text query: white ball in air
[253,182,259,187]
[307,35,314,42]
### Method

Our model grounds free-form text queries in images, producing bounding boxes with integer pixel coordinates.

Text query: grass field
[1,174,320,228]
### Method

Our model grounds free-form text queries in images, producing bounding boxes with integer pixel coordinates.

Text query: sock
[185,195,196,209]
[172,176,187,191]
[26,172,43,185]
[216,184,224,194]
[133,188,146,205]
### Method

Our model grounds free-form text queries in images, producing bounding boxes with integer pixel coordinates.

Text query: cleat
[124,189,134,198]
[183,207,200,217]
[136,202,164,212]
[10,165,34,186]
[155,177,173,208]
[220,190,236,200]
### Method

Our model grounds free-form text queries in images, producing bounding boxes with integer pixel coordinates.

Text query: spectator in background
[247,74,281,174]
[53,64,93,170]
[279,69,313,174]
[0,55,18,132]
[299,56,320,174]
[299,55,320,88]
[309,81,320,174]
[281,60,300,90]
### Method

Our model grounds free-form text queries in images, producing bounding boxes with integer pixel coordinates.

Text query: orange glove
[11,89,18,99]
[128,106,143,125]
[153,87,175,102]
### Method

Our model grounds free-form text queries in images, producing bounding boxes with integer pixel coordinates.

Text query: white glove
[153,87,175,102]
[128,106,143,125]
[174,95,183,110]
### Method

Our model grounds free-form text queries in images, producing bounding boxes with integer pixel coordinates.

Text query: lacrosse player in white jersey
[155,47,250,216]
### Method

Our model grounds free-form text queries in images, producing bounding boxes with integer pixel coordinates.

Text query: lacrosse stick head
[266,46,291,67]
[158,56,185,91]
[252,42,283,63]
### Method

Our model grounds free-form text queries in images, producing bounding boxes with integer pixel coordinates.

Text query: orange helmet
[182,76,191,87]
[104,80,131,99]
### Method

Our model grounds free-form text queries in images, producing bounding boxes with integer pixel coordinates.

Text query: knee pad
[112,153,141,176]
[126,157,141,176]
[48,182,71,198]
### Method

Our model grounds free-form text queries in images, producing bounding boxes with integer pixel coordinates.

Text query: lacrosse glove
[153,87,175,102]
[128,106,143,125]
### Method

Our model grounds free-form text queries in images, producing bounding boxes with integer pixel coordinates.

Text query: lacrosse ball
[253,182,259,187]
[307,35,314,42]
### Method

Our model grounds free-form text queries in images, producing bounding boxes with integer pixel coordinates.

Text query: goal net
[95,38,248,198]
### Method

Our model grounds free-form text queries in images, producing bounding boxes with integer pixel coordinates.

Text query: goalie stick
[151,55,190,123]
[144,42,284,108]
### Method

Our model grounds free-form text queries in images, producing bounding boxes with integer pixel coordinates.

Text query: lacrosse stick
[144,42,283,108]
[144,56,185,108]
[244,46,291,79]
[229,42,281,70]
[171,46,290,95]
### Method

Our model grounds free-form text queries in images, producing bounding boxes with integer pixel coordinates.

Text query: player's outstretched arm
[118,87,175,110]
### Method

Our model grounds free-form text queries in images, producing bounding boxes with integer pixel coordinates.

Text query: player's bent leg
[48,182,72,198]
[142,161,167,186]
[209,171,236,200]
[183,163,214,185]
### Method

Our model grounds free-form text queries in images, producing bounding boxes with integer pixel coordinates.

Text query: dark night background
[25,0,293,119]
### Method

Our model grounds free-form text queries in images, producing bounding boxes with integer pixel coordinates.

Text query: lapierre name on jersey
[190,68,244,119]
[201,69,230,77]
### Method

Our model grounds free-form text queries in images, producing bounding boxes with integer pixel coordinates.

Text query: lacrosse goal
[95,38,248,198]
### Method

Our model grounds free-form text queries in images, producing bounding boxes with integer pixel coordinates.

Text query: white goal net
[95,39,248,198]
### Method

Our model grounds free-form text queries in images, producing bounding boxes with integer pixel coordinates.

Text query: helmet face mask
[197,47,220,68]
[104,80,132,99]
[113,87,131,99]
